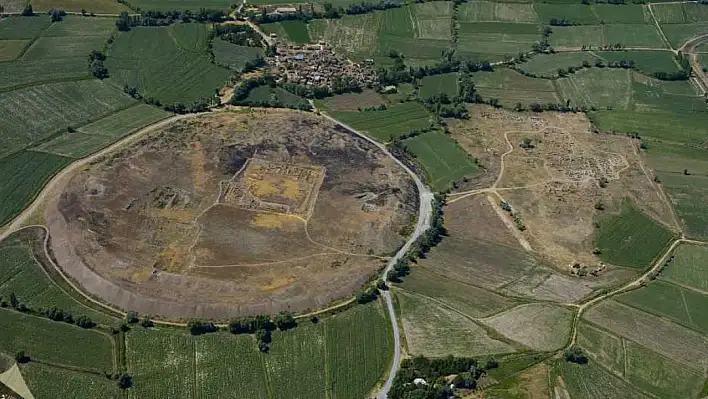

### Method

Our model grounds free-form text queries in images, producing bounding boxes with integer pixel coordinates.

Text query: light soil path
[679,33,708,94]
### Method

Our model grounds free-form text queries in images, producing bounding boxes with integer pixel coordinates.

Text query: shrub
[564,346,588,364]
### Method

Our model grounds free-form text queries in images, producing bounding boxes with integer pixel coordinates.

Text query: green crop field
[651,3,708,24]
[126,302,391,398]
[534,3,600,25]
[592,4,651,24]
[262,21,310,44]
[654,172,708,238]
[576,321,625,373]
[0,230,117,324]
[596,50,679,74]
[0,151,71,226]
[125,0,235,12]
[457,1,539,23]
[212,39,262,70]
[396,290,516,357]
[410,1,454,40]
[590,109,708,144]
[660,22,708,48]
[21,362,123,399]
[30,0,130,13]
[556,68,632,110]
[0,309,113,371]
[473,68,559,107]
[549,24,666,49]
[519,51,597,77]
[315,90,386,112]
[661,243,708,293]
[106,23,232,104]
[617,280,708,333]
[35,104,171,159]
[418,73,458,99]
[0,40,28,61]
[457,22,540,62]
[0,80,135,157]
[330,101,431,142]
[42,15,116,38]
[394,266,517,318]
[244,86,310,108]
[0,17,50,40]
[22,35,107,60]
[402,131,479,191]
[595,200,675,269]
[556,361,648,399]
[0,57,90,91]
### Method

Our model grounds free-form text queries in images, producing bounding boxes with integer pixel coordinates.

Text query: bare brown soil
[45,109,416,319]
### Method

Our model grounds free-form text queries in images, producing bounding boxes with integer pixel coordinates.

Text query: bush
[117,373,133,389]
[187,320,217,335]
[564,346,588,364]
[126,311,139,324]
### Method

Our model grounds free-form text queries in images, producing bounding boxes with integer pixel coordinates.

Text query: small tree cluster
[88,50,108,79]
[48,8,66,22]
[564,346,588,364]
[355,285,380,304]
[187,320,217,335]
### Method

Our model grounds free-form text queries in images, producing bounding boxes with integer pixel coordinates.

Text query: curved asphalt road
[318,113,434,398]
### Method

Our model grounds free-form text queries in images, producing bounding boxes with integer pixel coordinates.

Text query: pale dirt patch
[481,303,573,351]
[0,364,34,399]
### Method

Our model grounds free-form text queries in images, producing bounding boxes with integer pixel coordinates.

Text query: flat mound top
[45,110,417,319]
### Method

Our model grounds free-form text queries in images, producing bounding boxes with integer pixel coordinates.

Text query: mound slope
[45,110,417,319]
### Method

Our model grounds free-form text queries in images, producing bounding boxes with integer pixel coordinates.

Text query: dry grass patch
[481,303,573,351]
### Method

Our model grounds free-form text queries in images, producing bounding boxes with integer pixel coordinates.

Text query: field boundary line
[660,279,708,296]
[679,288,694,325]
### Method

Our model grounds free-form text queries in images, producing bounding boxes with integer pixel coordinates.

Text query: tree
[140,316,153,328]
[117,373,133,389]
[75,315,94,329]
[116,11,130,31]
[15,351,29,364]
[9,292,18,308]
[564,346,588,364]
[21,3,33,16]
[126,311,139,324]
[49,8,65,22]
[188,320,217,335]
[386,269,400,283]
[274,311,296,331]
[91,59,108,79]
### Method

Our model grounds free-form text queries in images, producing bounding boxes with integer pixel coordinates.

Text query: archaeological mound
[46,110,417,319]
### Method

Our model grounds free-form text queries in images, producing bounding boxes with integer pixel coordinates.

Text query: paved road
[318,113,434,399]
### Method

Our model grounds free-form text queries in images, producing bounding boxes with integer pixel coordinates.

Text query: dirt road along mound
[45,109,417,320]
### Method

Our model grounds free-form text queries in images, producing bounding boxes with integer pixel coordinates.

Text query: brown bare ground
[44,110,416,320]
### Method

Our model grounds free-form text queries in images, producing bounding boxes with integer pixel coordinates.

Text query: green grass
[0,17,50,40]
[0,229,117,325]
[402,131,479,191]
[0,39,28,61]
[30,0,130,13]
[656,172,708,239]
[0,80,135,157]
[534,3,599,25]
[576,321,624,374]
[556,360,648,399]
[42,16,116,37]
[457,1,539,23]
[660,22,708,48]
[418,73,458,99]
[325,302,392,399]
[21,362,123,399]
[590,110,708,144]
[212,39,263,70]
[456,22,540,62]
[630,75,706,114]
[394,266,518,318]
[549,24,666,48]
[0,308,113,371]
[262,21,310,44]
[106,23,232,104]
[330,101,431,142]
[519,51,597,77]
[125,0,234,12]
[315,90,386,112]
[22,35,107,60]
[651,3,708,24]
[0,57,89,91]
[244,86,310,108]
[592,4,651,24]
[396,290,516,357]
[596,50,679,74]
[595,200,675,269]
[0,151,71,226]
[35,104,171,158]
[617,280,708,333]
[661,243,708,293]
[473,68,558,107]
[557,68,633,110]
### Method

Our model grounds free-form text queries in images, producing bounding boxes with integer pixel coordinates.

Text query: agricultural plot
[590,109,708,144]
[518,51,597,77]
[651,2,708,24]
[631,75,708,114]
[394,266,518,318]
[396,290,516,357]
[0,80,135,157]
[456,22,540,62]
[106,23,232,104]
[35,104,171,159]
[410,1,454,40]
[534,3,599,25]
[125,0,235,12]
[0,229,116,325]
[457,1,538,23]
[0,309,113,372]
[212,39,263,70]
[21,363,122,399]
[418,73,458,99]
[481,304,573,351]
[244,86,310,108]
[592,4,651,24]
[659,22,708,48]
[661,243,708,293]
[616,280,708,333]
[555,68,633,110]
[556,361,648,399]
[595,200,675,269]
[576,321,624,373]
[597,50,680,75]
[307,13,381,61]
[549,24,666,49]
[330,101,431,142]
[315,90,386,112]
[261,21,310,44]
[402,131,480,191]
[473,68,558,106]
[0,57,89,91]
[656,172,708,239]
[0,17,49,40]
[325,302,392,399]
[583,300,708,370]
[22,35,107,60]
[0,40,27,61]
[500,265,618,303]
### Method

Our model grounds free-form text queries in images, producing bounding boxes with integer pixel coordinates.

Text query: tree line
[115,8,226,31]
[0,292,96,329]
[248,0,401,24]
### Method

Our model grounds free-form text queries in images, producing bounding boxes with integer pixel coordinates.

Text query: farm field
[0,151,71,226]
[590,109,708,144]
[402,131,480,192]
[456,22,540,62]
[329,101,431,142]
[616,280,708,333]
[315,90,386,112]
[411,1,454,40]
[0,229,117,325]
[473,68,559,106]
[418,73,458,99]
[651,2,708,24]
[654,172,708,239]
[555,66,633,110]
[594,200,675,269]
[0,309,113,372]
[244,86,310,108]
[126,302,392,399]
[106,23,232,104]
[576,321,625,373]
[261,21,310,44]
[549,24,666,49]
[125,0,235,12]
[29,0,129,13]
[457,1,538,23]
[212,38,263,70]
[21,363,122,399]
[481,304,573,351]
[661,243,708,292]
[518,51,597,77]
[0,40,27,61]
[660,22,708,48]
[396,290,516,357]
[556,361,648,399]
[35,104,171,159]
[393,266,518,318]
[596,50,680,74]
